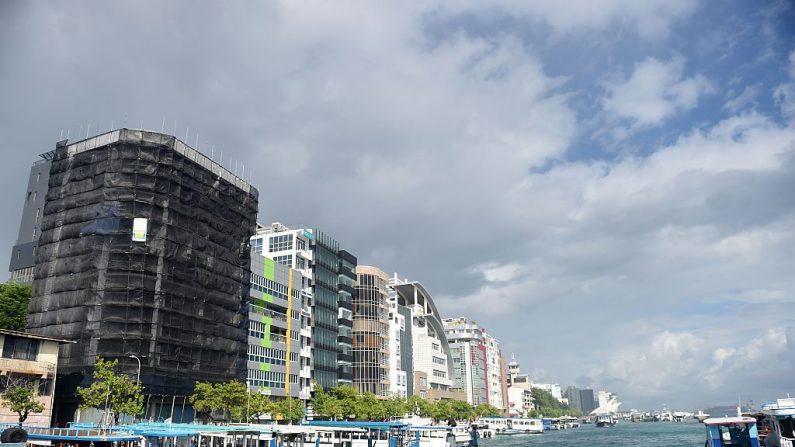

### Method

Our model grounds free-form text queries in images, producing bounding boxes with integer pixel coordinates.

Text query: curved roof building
[390,276,459,400]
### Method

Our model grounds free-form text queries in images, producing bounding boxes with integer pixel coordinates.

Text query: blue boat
[703,417,761,447]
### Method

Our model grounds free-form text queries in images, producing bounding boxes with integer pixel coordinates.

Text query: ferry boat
[595,414,616,427]
[760,397,795,447]
[476,417,543,435]
[702,416,761,447]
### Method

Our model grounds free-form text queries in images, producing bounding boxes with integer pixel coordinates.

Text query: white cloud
[603,56,714,128]
[723,84,760,113]
[438,0,699,39]
[469,262,523,283]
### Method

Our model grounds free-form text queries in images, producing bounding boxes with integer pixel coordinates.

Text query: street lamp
[246,379,251,423]
[127,355,141,383]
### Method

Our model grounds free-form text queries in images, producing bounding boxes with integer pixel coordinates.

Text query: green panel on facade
[252,297,268,308]
[259,363,271,372]
[263,257,275,281]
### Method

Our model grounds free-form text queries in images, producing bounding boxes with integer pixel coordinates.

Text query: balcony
[0,358,54,376]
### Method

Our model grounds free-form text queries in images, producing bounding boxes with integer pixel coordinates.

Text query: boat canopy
[704,417,758,426]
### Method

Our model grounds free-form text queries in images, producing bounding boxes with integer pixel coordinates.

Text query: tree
[77,357,143,425]
[450,400,474,421]
[529,388,580,418]
[0,282,31,331]
[383,396,409,419]
[407,395,432,417]
[275,397,304,423]
[1,383,44,424]
[191,380,279,423]
[474,403,501,417]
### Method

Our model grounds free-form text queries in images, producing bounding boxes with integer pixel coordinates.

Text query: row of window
[269,234,293,252]
[433,369,447,378]
[250,273,297,301]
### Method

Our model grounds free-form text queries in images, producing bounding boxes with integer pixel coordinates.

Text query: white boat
[695,410,711,423]
[476,417,542,435]
[595,414,616,427]
[761,398,795,447]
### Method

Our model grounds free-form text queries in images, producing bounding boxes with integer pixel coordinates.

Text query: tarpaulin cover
[27,129,258,396]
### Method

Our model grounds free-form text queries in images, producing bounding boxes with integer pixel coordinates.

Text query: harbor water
[480,422,704,447]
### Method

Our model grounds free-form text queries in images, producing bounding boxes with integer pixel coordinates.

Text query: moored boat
[760,398,795,447]
[595,414,616,427]
[702,416,760,447]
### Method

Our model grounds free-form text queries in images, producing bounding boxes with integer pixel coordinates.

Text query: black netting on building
[27,129,258,396]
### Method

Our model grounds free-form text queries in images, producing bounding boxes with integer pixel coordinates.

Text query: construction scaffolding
[27,129,259,397]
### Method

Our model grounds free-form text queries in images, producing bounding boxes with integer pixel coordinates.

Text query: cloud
[602,56,714,129]
[773,49,795,119]
[435,0,699,39]
[723,84,760,113]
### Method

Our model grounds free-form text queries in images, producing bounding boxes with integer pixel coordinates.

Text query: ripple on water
[478,422,704,447]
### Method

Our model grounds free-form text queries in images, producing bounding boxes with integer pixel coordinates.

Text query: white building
[391,275,461,401]
[251,223,314,401]
[533,382,563,402]
[592,390,622,414]
[483,332,506,410]
[443,317,488,406]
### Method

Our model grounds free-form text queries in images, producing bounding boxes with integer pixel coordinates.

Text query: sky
[1,0,794,411]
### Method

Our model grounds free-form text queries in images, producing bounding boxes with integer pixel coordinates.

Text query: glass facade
[352,267,389,397]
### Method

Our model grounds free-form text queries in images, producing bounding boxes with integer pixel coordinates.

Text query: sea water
[479,422,704,447]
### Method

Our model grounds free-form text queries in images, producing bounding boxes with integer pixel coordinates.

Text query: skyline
[1,0,793,410]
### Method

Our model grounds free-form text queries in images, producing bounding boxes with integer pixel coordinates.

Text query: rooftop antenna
[241,163,245,179]
[86,124,91,137]
[79,125,83,139]
[219,149,223,165]
[185,127,189,141]
[211,145,215,161]
[195,133,199,148]
[59,129,64,139]
[139,120,143,130]
[111,120,114,131]
[234,159,238,176]
[66,129,70,139]
[161,117,166,132]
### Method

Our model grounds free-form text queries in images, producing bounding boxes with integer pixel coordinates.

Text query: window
[274,255,293,267]
[269,234,293,252]
[32,228,37,241]
[251,238,263,254]
[1,336,40,361]
[34,208,40,223]
[297,238,306,251]
[36,173,40,183]
[33,191,37,201]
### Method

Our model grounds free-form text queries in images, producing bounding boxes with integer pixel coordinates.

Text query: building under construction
[26,129,258,422]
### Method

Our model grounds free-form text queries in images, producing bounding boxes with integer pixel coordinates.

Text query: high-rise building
[8,151,54,284]
[580,388,596,414]
[252,223,356,391]
[390,275,464,402]
[442,317,488,405]
[483,332,506,410]
[352,266,390,397]
[247,254,303,400]
[251,224,314,400]
[565,386,582,413]
[386,275,413,398]
[26,129,258,422]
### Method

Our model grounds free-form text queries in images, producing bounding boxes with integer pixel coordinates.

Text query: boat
[760,397,795,447]
[476,416,543,435]
[595,414,616,427]
[695,410,711,423]
[702,416,761,447]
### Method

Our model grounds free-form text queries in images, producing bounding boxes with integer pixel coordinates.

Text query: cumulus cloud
[602,56,714,129]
